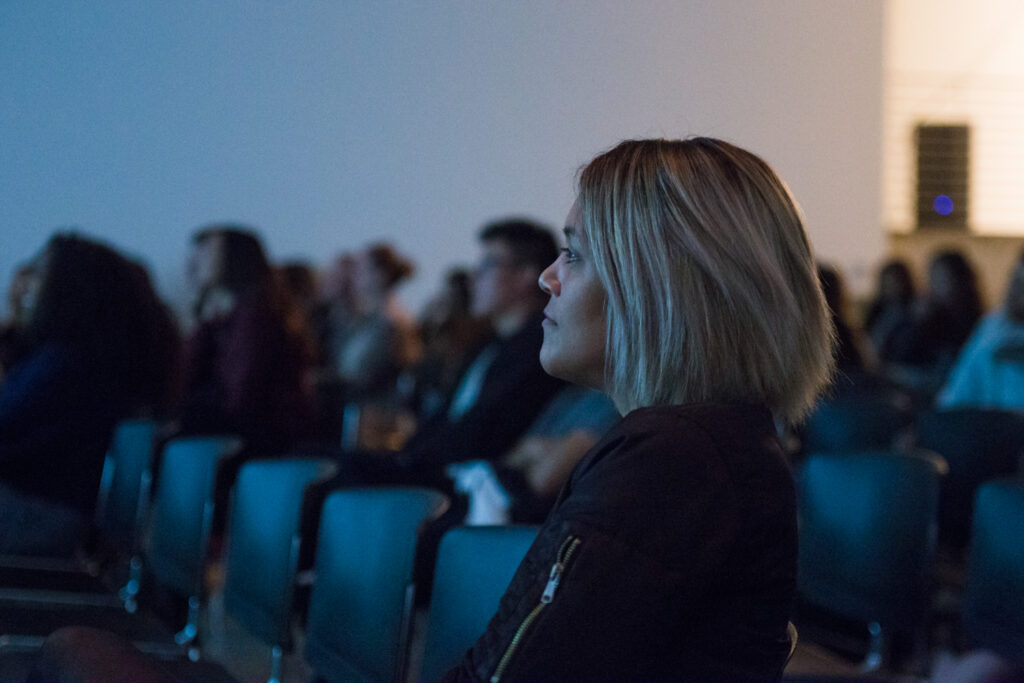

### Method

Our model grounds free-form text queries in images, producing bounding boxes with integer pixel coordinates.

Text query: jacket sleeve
[442,414,795,682]
[444,447,724,681]
[441,515,733,682]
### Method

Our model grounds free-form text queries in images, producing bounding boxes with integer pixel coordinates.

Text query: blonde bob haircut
[578,138,835,421]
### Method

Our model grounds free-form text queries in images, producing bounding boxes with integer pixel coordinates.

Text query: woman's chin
[539,351,570,383]
[540,357,604,395]
[538,352,559,379]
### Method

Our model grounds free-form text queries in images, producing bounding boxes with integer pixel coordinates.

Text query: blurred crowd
[0,222,617,558]
[819,247,1024,411]
[1,222,1022,560]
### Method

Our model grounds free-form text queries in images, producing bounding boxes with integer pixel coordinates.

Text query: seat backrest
[94,419,159,553]
[222,457,337,650]
[797,450,945,634]
[304,487,449,683]
[801,390,912,455]
[145,436,242,597]
[915,408,1024,550]
[419,525,538,683]
[962,479,1024,665]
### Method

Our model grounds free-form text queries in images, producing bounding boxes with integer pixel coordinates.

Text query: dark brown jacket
[444,402,797,682]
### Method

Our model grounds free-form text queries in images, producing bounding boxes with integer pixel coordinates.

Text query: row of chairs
[794,450,1024,675]
[0,421,540,681]
[801,400,1024,553]
[5,414,1020,679]
[0,427,252,669]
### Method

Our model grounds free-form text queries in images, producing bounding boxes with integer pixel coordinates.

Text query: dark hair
[193,224,316,367]
[929,250,981,313]
[27,233,182,413]
[479,218,558,273]
[365,243,415,289]
[193,225,274,296]
[879,259,915,304]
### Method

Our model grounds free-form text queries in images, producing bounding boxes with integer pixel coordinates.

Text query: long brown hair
[26,232,182,413]
[192,224,316,367]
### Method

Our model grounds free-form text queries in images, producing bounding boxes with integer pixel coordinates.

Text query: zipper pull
[541,562,563,603]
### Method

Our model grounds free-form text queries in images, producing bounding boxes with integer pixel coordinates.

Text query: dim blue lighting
[933,195,954,215]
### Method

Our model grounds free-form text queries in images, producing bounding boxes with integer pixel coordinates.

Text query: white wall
[0,1,884,314]
[884,0,1024,235]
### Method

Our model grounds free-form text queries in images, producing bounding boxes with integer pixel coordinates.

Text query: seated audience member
[305,220,564,512]
[309,251,357,440]
[371,219,566,490]
[28,139,834,680]
[179,225,315,455]
[885,249,982,400]
[311,251,356,360]
[450,385,619,524]
[937,250,1024,411]
[865,258,916,364]
[446,138,833,680]
[278,260,320,313]
[324,243,422,408]
[412,267,491,421]
[0,233,180,556]
[277,259,324,378]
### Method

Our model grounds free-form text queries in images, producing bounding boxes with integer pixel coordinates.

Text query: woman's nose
[538,261,560,296]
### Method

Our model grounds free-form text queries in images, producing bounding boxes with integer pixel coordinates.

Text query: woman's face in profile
[538,200,607,391]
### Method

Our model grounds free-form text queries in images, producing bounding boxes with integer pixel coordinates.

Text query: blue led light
[933,195,954,215]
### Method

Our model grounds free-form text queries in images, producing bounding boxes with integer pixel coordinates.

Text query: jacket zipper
[490,535,581,683]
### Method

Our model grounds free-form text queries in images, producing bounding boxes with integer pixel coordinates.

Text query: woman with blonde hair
[446,138,834,681]
[30,138,835,679]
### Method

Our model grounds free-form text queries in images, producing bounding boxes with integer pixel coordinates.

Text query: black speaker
[915,124,969,229]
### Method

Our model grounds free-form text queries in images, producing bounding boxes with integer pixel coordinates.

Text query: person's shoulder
[578,402,784,487]
[576,403,762,476]
[615,402,774,443]
[963,311,1018,349]
[987,309,1024,334]
[560,403,786,554]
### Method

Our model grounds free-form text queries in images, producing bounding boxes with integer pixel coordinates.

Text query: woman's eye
[560,247,578,263]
